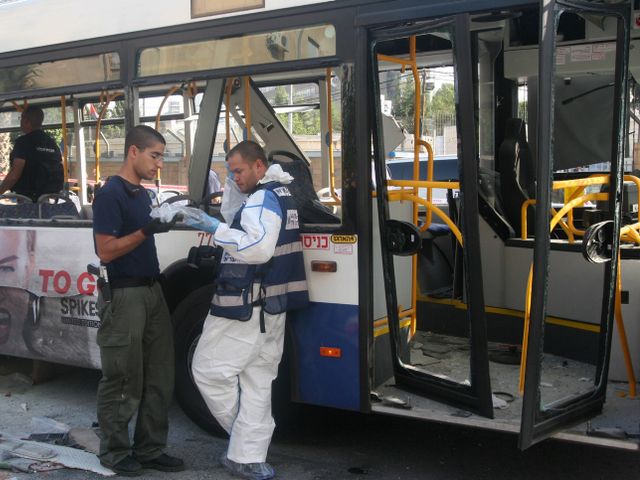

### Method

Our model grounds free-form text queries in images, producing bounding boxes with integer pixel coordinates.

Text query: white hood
[258,164,293,185]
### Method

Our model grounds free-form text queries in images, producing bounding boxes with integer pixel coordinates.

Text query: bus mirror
[385,220,421,256]
[582,220,613,264]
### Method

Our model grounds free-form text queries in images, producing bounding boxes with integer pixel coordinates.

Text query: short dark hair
[227,140,267,166]
[23,105,44,129]
[124,125,166,158]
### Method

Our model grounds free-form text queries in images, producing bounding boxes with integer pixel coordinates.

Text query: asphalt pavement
[0,358,638,480]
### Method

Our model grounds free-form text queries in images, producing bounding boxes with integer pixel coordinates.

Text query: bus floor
[372,331,640,450]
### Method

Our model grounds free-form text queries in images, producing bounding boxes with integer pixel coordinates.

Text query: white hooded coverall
[192,165,293,464]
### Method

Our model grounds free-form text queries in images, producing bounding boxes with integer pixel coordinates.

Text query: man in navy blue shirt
[0,105,63,201]
[93,125,183,476]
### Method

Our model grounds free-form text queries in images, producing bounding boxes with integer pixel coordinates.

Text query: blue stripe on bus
[288,302,360,411]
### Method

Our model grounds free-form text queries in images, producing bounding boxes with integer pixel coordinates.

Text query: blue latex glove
[184,214,220,234]
[226,162,234,181]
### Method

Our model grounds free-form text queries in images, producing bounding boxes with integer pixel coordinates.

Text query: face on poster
[0,229,36,290]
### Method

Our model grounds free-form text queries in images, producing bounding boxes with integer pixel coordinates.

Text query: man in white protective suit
[186,140,309,480]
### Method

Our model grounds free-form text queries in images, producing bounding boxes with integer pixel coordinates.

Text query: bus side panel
[0,227,198,370]
[289,234,360,410]
[0,226,101,369]
[289,302,360,410]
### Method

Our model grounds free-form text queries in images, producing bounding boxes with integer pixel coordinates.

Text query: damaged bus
[0,0,638,451]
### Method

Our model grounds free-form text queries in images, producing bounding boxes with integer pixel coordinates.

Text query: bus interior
[368,2,640,449]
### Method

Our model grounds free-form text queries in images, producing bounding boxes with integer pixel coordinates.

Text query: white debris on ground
[0,365,113,476]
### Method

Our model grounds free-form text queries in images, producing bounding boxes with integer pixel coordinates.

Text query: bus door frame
[369,14,493,418]
[519,0,631,449]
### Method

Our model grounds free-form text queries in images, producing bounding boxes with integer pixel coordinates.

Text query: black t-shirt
[10,130,64,201]
[92,176,160,279]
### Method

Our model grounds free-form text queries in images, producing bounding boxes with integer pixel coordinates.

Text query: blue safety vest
[210,181,309,325]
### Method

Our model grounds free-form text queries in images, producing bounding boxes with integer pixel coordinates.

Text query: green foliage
[274,86,289,106]
[392,78,416,132]
[391,77,456,137]
[273,83,341,135]
[430,84,455,116]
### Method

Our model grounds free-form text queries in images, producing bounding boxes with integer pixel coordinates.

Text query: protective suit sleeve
[213,189,282,264]
[220,176,247,224]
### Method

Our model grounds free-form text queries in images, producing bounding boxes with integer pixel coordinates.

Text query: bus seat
[38,193,79,219]
[423,222,451,239]
[0,193,39,219]
[80,205,94,220]
[270,158,340,225]
[498,118,536,236]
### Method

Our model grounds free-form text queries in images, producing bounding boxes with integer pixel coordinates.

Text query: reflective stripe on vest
[211,181,309,320]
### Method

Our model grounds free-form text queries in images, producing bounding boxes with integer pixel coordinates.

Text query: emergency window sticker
[302,234,330,250]
[286,210,299,230]
[331,234,357,244]
[331,234,356,255]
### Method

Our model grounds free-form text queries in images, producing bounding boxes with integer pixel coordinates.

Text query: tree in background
[392,75,416,132]
[273,84,341,136]
[392,74,456,137]
[430,83,455,116]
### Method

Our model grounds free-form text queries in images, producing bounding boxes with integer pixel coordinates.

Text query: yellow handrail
[417,139,435,229]
[154,85,182,188]
[387,190,463,246]
[521,174,640,242]
[520,177,612,240]
[378,38,437,337]
[519,191,637,395]
[11,100,27,112]
[225,79,233,152]
[389,179,460,190]
[60,96,68,184]
[326,68,341,204]
[95,90,123,183]
[154,85,181,130]
[376,54,413,69]
[244,76,251,141]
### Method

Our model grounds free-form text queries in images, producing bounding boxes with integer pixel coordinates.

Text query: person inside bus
[92,125,184,477]
[0,105,64,202]
[207,167,223,204]
[187,140,308,480]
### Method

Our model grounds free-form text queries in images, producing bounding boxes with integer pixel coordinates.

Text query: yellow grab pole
[387,190,463,246]
[154,85,181,189]
[95,91,122,183]
[519,266,534,394]
[225,79,233,152]
[326,68,341,204]
[244,76,251,141]
[11,100,27,112]
[378,40,437,337]
[519,191,631,394]
[60,96,69,184]
[155,85,181,130]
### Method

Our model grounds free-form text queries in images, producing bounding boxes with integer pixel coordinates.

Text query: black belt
[110,276,159,289]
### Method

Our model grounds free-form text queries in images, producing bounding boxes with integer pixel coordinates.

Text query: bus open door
[364,0,637,451]
[519,0,631,449]
[369,13,494,418]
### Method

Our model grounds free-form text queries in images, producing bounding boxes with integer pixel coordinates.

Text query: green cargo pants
[96,282,174,466]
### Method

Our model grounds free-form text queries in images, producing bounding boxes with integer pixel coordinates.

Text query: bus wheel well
[172,283,226,436]
[161,258,215,315]
[172,283,301,436]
